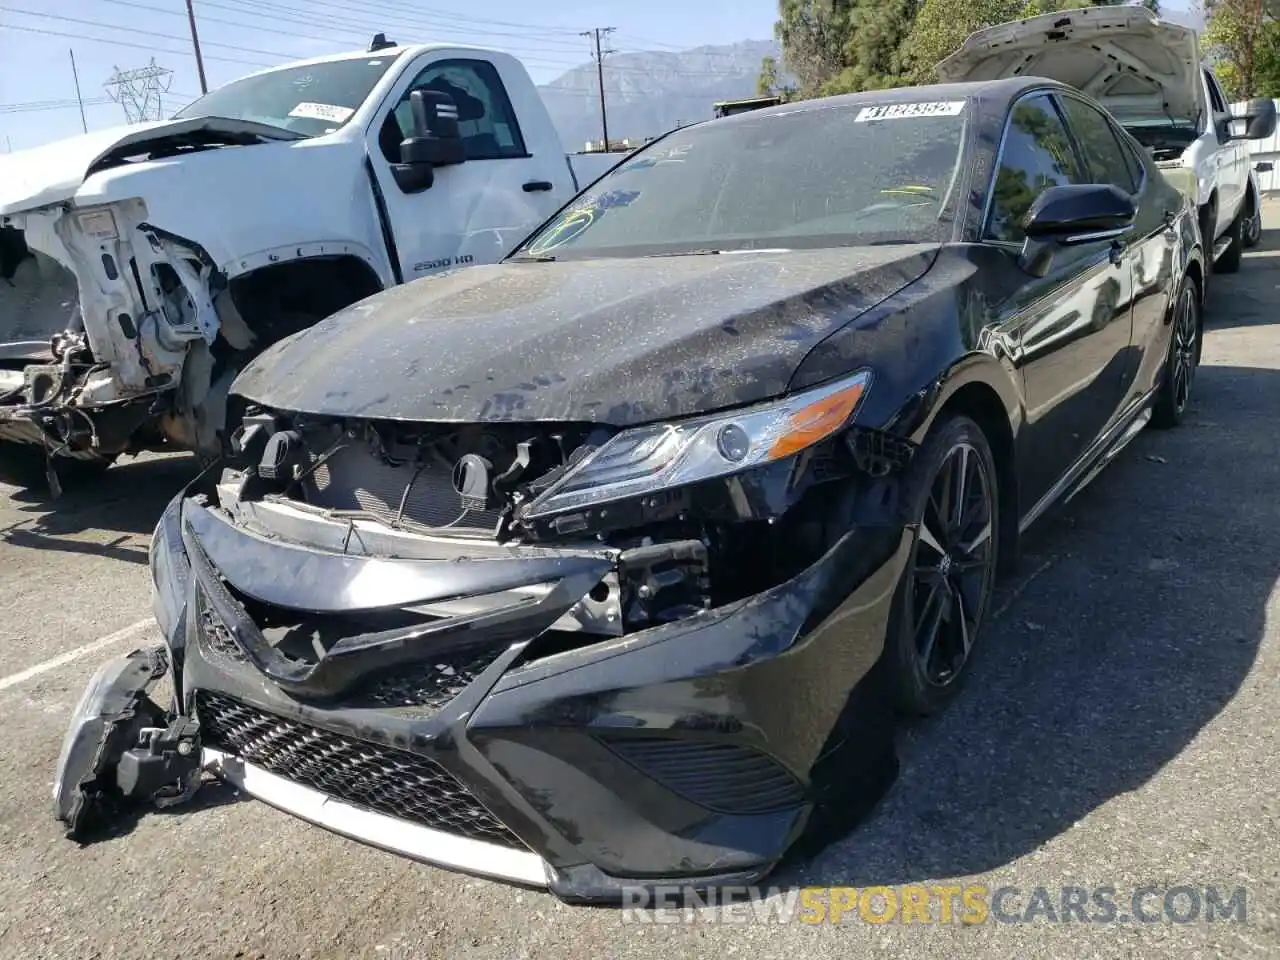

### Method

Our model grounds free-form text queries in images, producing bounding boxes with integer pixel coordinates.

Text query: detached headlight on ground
[523,369,872,519]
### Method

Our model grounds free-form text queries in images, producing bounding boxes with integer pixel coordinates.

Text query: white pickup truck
[938,5,1276,275]
[0,36,617,492]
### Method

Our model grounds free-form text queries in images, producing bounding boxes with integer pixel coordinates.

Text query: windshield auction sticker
[288,102,355,123]
[854,101,966,122]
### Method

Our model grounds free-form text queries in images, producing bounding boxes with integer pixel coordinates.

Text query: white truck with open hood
[937,5,1276,276]
[0,36,617,494]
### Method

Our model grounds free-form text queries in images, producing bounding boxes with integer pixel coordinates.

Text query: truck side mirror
[390,88,466,194]
[1229,97,1278,141]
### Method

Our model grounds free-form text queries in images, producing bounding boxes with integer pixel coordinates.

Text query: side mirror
[1024,183,1136,241]
[390,88,466,194]
[1018,184,1136,277]
[1229,97,1277,141]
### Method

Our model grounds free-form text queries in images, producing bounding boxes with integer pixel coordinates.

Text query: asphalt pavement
[1,206,1278,959]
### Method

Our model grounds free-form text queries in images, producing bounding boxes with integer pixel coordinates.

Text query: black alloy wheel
[887,414,999,716]
[1152,277,1202,429]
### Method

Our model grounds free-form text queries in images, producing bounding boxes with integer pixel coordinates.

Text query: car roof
[716,77,1070,126]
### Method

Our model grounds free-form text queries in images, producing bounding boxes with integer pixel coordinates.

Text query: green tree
[1202,0,1277,99]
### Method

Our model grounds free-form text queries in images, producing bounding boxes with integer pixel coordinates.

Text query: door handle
[522,180,554,192]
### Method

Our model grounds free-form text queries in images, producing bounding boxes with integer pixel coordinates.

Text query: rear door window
[1059,96,1140,194]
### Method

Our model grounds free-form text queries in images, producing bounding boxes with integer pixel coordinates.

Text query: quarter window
[379,59,526,162]
[1059,96,1139,194]
[985,94,1083,243]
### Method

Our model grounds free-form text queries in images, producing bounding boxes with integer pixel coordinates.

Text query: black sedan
[53,77,1205,903]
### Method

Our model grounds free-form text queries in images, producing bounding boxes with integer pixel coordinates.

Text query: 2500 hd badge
[415,254,475,273]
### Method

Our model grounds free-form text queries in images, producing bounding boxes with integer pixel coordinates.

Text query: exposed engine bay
[214,404,918,644]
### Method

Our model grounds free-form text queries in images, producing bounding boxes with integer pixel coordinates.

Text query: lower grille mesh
[197,692,524,849]
[599,736,805,815]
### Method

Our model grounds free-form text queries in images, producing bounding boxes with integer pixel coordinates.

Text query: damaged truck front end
[0,202,229,491]
[55,374,916,900]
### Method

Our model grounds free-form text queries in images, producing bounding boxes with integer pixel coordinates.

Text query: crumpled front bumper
[151,494,909,903]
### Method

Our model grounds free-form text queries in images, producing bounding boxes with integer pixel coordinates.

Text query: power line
[97,0,362,49]
[213,0,593,50]
[581,26,615,148]
[0,5,292,59]
[0,23,276,68]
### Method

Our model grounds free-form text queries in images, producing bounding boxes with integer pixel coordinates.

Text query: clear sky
[0,0,780,151]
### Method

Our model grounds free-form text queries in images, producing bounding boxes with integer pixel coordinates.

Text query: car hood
[0,116,302,216]
[231,245,938,427]
[935,6,1201,125]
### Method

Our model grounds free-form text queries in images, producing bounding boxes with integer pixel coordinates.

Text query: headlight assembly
[522,368,872,520]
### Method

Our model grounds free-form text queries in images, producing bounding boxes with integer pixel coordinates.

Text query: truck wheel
[1243,192,1262,248]
[0,441,113,494]
[1217,205,1245,274]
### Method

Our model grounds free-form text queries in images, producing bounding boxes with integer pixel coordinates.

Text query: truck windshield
[173,55,403,137]
[514,99,968,259]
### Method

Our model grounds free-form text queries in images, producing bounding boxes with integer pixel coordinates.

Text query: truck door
[1204,69,1245,234]
[365,54,573,283]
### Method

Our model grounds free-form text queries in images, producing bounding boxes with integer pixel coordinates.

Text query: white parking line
[0,618,155,692]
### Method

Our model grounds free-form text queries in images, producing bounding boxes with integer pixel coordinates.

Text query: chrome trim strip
[202,748,552,888]
[1018,386,1157,534]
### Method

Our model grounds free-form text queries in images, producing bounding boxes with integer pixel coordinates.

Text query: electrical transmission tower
[580,27,616,149]
[104,60,174,123]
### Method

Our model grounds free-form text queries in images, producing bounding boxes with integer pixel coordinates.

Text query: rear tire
[1216,205,1245,274]
[1151,276,1202,429]
[1243,192,1262,248]
[885,414,1000,717]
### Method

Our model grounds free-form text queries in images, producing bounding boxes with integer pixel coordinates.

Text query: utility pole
[69,49,88,133]
[186,0,208,94]
[580,26,615,149]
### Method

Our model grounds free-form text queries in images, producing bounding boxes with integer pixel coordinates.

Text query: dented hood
[231,245,937,426]
[0,116,302,216]
[936,6,1202,123]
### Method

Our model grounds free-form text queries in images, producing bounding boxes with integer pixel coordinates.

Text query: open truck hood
[0,117,303,216]
[936,6,1202,124]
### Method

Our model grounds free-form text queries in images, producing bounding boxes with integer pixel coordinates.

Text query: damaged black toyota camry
[54,77,1205,902]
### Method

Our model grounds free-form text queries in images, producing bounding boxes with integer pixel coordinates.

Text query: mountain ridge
[537,39,781,148]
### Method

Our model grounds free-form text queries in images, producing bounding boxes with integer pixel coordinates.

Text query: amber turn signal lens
[766,379,868,460]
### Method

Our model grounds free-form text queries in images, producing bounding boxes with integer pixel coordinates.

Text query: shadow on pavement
[70,779,246,849]
[1205,227,1280,330]
[782,362,1275,888]
[1,454,200,565]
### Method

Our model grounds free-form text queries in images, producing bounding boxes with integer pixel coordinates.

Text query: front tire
[886,414,1000,717]
[0,440,113,494]
[1151,276,1202,429]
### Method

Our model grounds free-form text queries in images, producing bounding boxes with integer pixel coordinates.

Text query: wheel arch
[227,253,385,332]
[906,357,1023,575]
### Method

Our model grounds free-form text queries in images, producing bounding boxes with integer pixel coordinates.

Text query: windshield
[514,100,969,259]
[174,54,403,137]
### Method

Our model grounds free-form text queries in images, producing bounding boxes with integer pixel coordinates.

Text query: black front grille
[197,692,523,849]
[346,644,508,718]
[600,736,806,815]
